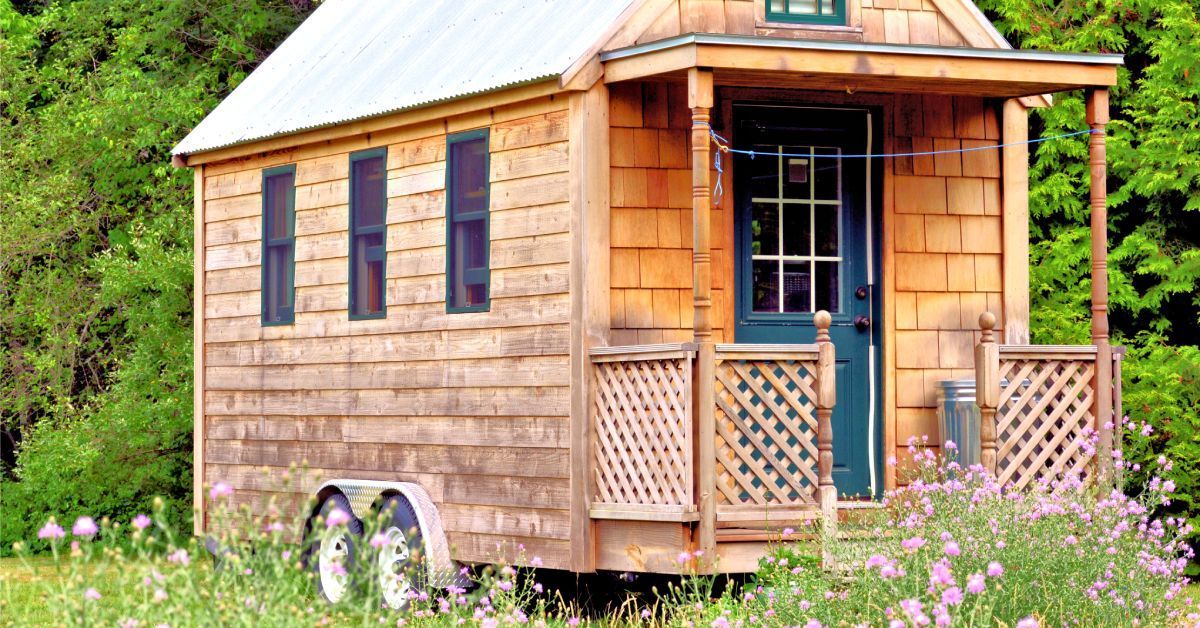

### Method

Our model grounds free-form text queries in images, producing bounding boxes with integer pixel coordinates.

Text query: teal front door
[732,104,882,499]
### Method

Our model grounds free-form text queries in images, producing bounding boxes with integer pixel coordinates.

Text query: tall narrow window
[766,0,845,24]
[261,164,296,325]
[349,148,388,319]
[446,129,490,312]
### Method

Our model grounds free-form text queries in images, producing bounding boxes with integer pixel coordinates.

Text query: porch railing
[589,343,697,522]
[974,314,1125,489]
[712,341,836,526]
[588,313,838,532]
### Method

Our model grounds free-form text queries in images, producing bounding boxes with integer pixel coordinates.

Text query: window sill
[756,20,862,33]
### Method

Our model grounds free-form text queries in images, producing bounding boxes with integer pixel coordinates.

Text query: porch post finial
[814,311,837,538]
[1087,88,1115,487]
[976,312,1000,475]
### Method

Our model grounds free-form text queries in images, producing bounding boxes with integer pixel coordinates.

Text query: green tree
[0,0,314,549]
[976,0,1200,568]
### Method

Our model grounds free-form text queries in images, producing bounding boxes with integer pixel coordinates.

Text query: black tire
[374,494,426,609]
[309,493,363,604]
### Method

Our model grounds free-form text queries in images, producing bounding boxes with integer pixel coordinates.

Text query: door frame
[718,92,886,498]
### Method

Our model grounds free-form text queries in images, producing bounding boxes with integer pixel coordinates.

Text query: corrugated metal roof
[172,0,635,157]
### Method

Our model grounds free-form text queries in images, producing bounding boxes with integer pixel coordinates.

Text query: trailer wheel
[310,493,362,604]
[375,494,425,610]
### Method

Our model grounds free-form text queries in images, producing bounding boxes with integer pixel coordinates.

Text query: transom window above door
[749,145,843,314]
[767,0,846,25]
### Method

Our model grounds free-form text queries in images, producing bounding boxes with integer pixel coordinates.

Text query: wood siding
[890,93,1004,475]
[608,81,732,345]
[622,0,971,47]
[200,95,574,569]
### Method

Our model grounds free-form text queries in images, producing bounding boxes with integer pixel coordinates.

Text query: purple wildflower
[72,517,98,538]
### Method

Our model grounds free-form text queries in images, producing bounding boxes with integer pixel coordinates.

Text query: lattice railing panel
[996,355,1097,489]
[713,356,820,507]
[591,349,693,508]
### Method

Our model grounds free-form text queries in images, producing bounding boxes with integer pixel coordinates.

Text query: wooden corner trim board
[1001,99,1030,345]
[568,82,611,573]
[193,164,206,536]
[559,0,670,91]
[177,80,563,167]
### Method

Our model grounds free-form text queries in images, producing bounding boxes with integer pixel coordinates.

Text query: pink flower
[782,527,795,538]
[325,508,351,528]
[901,536,926,553]
[154,589,168,602]
[930,560,955,587]
[531,556,543,567]
[1016,617,1039,628]
[498,581,513,592]
[805,621,822,628]
[866,554,888,568]
[370,533,389,549]
[84,588,101,601]
[942,587,964,606]
[1064,535,1077,546]
[209,482,233,500]
[966,573,986,594]
[987,562,1004,577]
[799,600,811,611]
[72,517,98,538]
[677,552,691,564]
[168,549,190,566]
[568,618,581,627]
[38,521,65,540]
[132,514,152,531]
[944,541,960,557]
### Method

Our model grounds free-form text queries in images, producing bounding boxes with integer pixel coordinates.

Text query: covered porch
[581,34,1123,573]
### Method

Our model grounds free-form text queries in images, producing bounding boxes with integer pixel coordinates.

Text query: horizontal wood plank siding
[199,95,573,569]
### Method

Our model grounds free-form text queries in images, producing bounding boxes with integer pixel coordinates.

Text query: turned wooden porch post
[689,67,717,562]
[814,312,837,537]
[1087,88,1115,485]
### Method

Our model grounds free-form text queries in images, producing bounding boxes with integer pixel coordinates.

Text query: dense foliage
[3,448,1194,625]
[0,0,315,551]
[976,0,1200,568]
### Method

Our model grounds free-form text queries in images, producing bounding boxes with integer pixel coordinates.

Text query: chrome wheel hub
[378,526,414,609]
[318,531,351,603]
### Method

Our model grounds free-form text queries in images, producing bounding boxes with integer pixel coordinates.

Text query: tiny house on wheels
[173,0,1125,604]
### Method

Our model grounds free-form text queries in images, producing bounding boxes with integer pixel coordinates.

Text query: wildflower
[168,549,191,566]
[901,536,926,553]
[930,560,955,587]
[120,620,139,628]
[72,517,99,538]
[866,554,888,568]
[966,573,985,594]
[677,552,691,564]
[132,514,152,531]
[325,508,351,528]
[531,556,543,567]
[1016,618,1039,628]
[943,541,960,557]
[945,440,958,451]
[782,527,795,538]
[805,621,822,628]
[38,521,65,540]
[1064,535,1077,546]
[154,589,168,602]
[799,600,811,611]
[942,587,964,606]
[711,618,730,628]
[370,533,389,549]
[987,562,1003,577]
[641,609,652,619]
[209,482,233,500]
[568,618,581,627]
[890,621,906,628]
[533,583,543,594]
[498,581,513,592]
[84,588,102,601]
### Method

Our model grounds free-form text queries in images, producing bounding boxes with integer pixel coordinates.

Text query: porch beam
[689,67,718,568]
[1002,99,1031,345]
[1087,87,1115,486]
[602,35,1121,98]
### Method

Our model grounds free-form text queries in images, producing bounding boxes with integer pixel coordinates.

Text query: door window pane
[745,143,842,316]
[783,262,812,313]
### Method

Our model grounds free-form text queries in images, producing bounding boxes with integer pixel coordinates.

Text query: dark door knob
[855,285,868,300]
[853,315,871,331]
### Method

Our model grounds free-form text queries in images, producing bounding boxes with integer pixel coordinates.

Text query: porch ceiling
[600,34,1122,99]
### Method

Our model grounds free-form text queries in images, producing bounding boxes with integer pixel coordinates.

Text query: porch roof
[600,33,1122,98]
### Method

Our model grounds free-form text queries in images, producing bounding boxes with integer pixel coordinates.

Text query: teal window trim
[445,128,491,313]
[261,164,297,326]
[765,0,846,25]
[348,147,388,321]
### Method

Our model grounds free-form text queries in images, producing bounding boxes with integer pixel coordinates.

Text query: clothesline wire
[702,125,1097,205]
